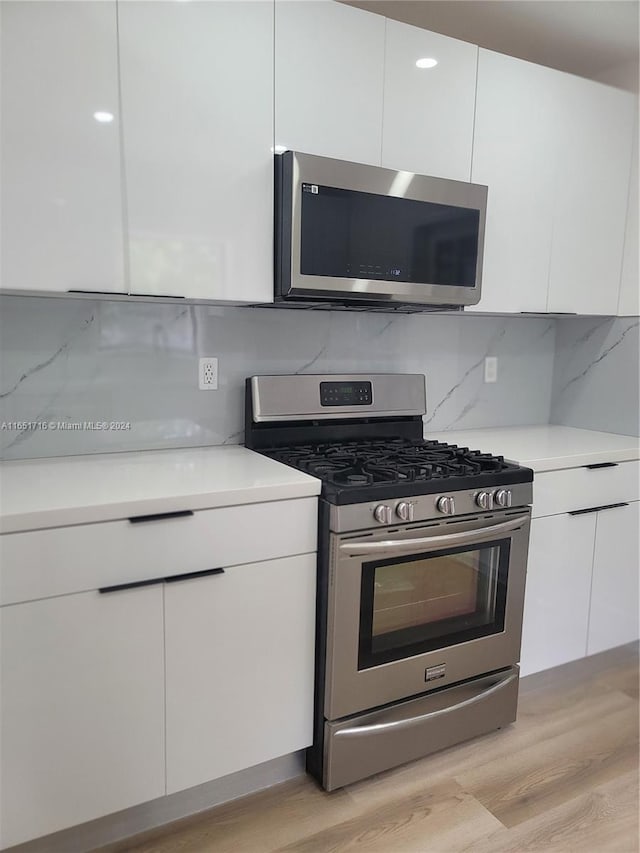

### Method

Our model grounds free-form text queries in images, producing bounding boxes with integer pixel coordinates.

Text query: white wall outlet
[198,357,218,390]
[484,356,498,384]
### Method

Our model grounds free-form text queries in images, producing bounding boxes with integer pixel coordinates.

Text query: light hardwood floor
[99,644,639,853]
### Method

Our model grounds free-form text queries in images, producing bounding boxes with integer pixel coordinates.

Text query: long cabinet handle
[569,502,629,517]
[165,567,225,584]
[584,462,619,470]
[129,510,194,524]
[100,567,225,594]
[99,577,165,594]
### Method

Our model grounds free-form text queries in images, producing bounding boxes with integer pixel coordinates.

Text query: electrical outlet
[198,357,218,390]
[484,356,498,384]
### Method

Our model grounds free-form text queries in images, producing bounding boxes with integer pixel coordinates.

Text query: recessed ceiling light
[416,58,438,69]
[93,111,114,123]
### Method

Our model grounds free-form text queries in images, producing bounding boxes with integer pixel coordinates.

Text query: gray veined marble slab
[551,317,640,437]
[0,295,558,459]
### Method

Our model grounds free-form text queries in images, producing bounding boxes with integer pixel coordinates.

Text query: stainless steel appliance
[245,374,532,790]
[275,152,488,311]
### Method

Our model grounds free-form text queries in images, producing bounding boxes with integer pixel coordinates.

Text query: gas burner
[332,470,373,486]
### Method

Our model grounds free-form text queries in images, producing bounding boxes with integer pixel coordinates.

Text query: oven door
[325,509,530,720]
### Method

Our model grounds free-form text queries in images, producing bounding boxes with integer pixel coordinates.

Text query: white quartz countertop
[0,445,321,534]
[425,425,640,472]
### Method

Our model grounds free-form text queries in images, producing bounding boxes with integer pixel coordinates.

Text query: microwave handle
[339,515,529,557]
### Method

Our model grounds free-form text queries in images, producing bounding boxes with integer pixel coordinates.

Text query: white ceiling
[341,1,639,86]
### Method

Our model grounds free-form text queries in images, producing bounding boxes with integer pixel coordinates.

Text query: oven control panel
[320,380,373,407]
[333,483,533,533]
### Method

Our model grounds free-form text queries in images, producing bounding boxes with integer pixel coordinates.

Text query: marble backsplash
[0,295,556,459]
[550,317,640,437]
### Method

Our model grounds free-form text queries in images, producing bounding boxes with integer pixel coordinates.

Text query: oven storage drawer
[532,460,640,518]
[323,666,519,790]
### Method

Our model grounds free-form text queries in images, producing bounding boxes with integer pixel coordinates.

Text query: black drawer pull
[165,567,225,584]
[100,577,164,594]
[68,289,127,296]
[584,462,619,470]
[129,292,185,299]
[569,502,629,516]
[129,510,194,524]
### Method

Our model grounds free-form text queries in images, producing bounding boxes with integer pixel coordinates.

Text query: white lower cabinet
[165,554,316,795]
[0,587,165,849]
[521,462,640,678]
[520,513,596,677]
[0,497,318,848]
[588,502,640,655]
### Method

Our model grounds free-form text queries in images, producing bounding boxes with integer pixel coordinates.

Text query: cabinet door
[381,20,477,182]
[617,112,639,317]
[547,76,635,315]
[275,1,385,165]
[520,514,595,677]
[165,555,316,795]
[0,588,164,848]
[469,51,557,314]
[119,1,273,301]
[588,502,640,655]
[0,1,125,295]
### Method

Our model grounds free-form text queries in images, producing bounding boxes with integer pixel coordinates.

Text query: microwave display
[300,184,479,288]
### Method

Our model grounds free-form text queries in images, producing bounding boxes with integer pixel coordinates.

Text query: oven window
[358,539,510,670]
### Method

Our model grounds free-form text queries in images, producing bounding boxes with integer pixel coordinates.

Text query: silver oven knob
[436,496,456,515]
[494,488,513,508]
[475,491,494,510]
[396,501,414,522]
[373,504,393,525]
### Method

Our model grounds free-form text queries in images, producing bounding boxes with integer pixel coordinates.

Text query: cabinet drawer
[532,460,640,518]
[0,497,317,605]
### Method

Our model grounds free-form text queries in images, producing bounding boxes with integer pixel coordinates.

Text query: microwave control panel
[320,381,373,407]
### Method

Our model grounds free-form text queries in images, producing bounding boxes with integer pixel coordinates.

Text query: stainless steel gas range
[245,373,533,790]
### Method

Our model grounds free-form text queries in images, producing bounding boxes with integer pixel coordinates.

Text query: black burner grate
[266,438,508,487]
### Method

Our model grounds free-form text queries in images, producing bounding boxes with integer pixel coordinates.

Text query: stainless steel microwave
[274,151,488,311]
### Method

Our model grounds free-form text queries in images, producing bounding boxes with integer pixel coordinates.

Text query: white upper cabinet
[472,54,635,317]
[0,1,125,295]
[469,51,558,314]
[381,20,477,181]
[547,75,635,315]
[275,1,385,165]
[118,1,273,301]
[618,112,639,316]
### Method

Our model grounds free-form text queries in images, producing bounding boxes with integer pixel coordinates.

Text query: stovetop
[245,374,533,505]
[262,437,533,505]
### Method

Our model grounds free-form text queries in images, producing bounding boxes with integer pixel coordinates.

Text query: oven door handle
[339,514,529,557]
